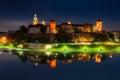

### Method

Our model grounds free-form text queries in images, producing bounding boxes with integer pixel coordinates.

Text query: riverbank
[0,42,120,53]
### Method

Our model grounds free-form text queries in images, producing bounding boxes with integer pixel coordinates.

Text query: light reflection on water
[0,50,120,80]
[0,50,114,66]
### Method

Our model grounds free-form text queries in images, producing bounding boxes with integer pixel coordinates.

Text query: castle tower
[33,14,39,25]
[96,20,102,32]
[50,20,56,33]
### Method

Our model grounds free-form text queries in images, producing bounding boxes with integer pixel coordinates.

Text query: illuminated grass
[49,45,119,54]
[1,43,120,54]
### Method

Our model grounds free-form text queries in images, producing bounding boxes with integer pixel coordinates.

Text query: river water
[0,50,120,80]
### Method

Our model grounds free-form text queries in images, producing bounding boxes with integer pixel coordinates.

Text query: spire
[33,13,38,25]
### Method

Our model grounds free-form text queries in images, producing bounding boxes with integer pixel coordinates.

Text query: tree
[19,25,28,33]
[107,32,114,41]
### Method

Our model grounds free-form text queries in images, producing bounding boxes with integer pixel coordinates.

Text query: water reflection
[0,49,120,80]
[0,50,110,68]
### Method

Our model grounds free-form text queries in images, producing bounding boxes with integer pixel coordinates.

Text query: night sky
[0,0,120,31]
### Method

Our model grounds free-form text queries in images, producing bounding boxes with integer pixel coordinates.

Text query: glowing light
[75,40,78,43]
[36,55,38,58]
[62,46,69,52]
[96,20,102,32]
[33,14,38,25]
[109,55,113,58]
[50,59,56,68]
[80,46,90,52]
[45,45,53,50]
[55,55,57,58]
[55,53,58,56]
[0,36,7,44]
[17,50,23,55]
[46,51,52,56]
[55,44,58,46]
[71,55,74,58]
[50,20,56,33]
[42,21,46,25]
[95,54,101,63]
[67,21,72,24]
[64,54,67,57]
[35,63,38,66]
[17,44,23,49]
[100,55,103,57]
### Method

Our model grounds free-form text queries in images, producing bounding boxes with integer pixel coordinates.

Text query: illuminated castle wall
[61,22,93,33]
[50,20,56,33]
[28,13,103,34]
[95,20,103,32]
[61,21,74,33]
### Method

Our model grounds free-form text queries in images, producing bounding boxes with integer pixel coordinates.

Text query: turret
[50,20,56,33]
[96,20,102,32]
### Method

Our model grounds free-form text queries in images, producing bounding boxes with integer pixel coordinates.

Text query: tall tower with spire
[28,13,47,35]
[33,14,39,25]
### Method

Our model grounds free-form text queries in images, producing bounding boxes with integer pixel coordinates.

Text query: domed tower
[50,20,56,33]
[96,20,102,32]
[33,14,39,25]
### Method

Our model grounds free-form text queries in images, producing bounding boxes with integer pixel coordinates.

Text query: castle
[28,14,103,34]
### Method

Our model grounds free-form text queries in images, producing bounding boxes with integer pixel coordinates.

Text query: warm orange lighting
[50,59,56,68]
[0,36,7,43]
[67,21,72,24]
[82,54,87,57]
[50,20,56,33]
[33,14,38,25]
[0,36,12,44]
[95,54,101,63]
[96,20,102,32]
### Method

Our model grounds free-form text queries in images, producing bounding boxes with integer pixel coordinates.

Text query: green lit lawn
[48,45,119,54]
[1,42,120,54]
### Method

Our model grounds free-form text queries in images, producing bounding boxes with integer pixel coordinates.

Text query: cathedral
[28,14,46,34]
